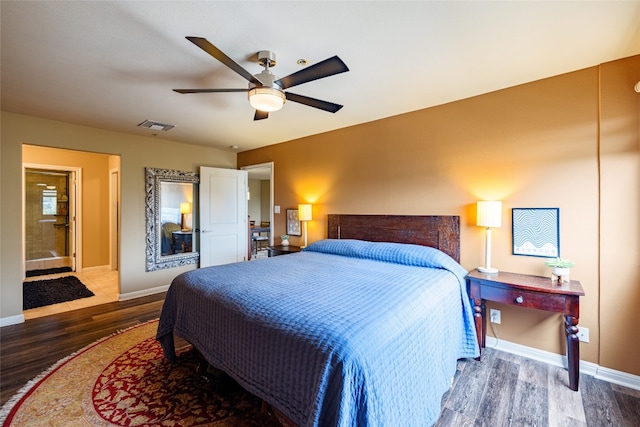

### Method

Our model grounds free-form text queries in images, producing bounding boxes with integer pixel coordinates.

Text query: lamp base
[478,266,499,274]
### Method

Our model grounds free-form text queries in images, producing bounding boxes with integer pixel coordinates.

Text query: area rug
[25,266,73,278]
[0,320,283,426]
[23,275,94,310]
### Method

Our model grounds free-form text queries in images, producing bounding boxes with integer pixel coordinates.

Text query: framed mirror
[145,167,199,271]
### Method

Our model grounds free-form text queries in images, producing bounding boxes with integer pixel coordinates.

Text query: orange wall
[23,145,111,268]
[599,57,640,374]
[239,55,640,376]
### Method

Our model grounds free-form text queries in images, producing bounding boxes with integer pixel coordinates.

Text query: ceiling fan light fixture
[248,87,285,112]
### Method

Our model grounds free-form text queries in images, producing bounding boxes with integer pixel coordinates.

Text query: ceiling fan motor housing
[257,50,276,68]
[249,70,282,91]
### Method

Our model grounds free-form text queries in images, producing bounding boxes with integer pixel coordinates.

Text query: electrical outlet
[577,326,590,343]
[490,309,501,324]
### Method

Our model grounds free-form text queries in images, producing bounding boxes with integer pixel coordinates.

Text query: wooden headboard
[327,214,460,262]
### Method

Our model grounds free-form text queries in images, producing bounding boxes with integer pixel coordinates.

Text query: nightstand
[466,269,585,391]
[171,230,193,253]
[267,245,302,257]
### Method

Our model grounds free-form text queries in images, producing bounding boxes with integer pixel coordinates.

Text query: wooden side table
[171,230,193,253]
[267,245,302,257]
[466,269,585,391]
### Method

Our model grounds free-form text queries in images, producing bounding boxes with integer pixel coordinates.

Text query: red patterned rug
[0,320,283,426]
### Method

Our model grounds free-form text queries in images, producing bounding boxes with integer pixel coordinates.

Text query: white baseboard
[0,314,25,327]
[119,284,170,301]
[1,282,168,327]
[596,366,640,391]
[486,336,640,391]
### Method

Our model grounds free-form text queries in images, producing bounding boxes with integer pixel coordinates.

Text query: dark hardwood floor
[2,293,639,426]
[1,292,165,406]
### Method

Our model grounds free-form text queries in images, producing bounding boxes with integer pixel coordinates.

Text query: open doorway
[242,162,274,260]
[22,145,120,319]
[24,166,78,275]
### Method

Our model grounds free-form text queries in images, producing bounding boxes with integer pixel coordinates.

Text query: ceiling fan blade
[173,88,249,94]
[186,36,263,86]
[285,92,343,113]
[275,56,349,90]
[254,110,269,121]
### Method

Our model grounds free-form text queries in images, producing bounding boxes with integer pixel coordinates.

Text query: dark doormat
[23,276,95,310]
[26,266,73,277]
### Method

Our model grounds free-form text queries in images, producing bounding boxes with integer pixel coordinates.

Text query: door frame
[241,162,274,246]
[22,163,83,274]
[109,168,120,271]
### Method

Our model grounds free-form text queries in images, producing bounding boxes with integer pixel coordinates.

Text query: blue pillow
[304,239,466,277]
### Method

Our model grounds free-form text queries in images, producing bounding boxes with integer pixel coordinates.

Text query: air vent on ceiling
[137,120,175,132]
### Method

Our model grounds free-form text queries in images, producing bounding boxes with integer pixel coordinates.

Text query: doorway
[24,166,78,274]
[242,162,274,259]
[22,145,120,318]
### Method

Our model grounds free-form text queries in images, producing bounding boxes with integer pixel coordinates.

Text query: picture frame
[286,209,301,236]
[512,208,559,258]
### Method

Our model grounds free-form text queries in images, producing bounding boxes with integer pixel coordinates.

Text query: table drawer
[480,284,566,312]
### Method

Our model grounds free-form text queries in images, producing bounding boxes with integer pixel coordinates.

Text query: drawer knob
[515,296,524,304]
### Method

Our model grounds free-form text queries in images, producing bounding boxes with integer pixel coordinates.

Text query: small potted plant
[545,257,575,284]
[280,234,290,246]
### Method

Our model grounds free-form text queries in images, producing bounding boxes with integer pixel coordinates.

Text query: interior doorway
[22,145,120,318]
[24,165,79,274]
[242,162,274,259]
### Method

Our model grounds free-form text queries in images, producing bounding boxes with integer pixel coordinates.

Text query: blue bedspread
[157,239,479,426]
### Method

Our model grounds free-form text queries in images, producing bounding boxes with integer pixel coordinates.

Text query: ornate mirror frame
[145,167,199,271]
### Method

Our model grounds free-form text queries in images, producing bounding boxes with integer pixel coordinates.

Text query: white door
[199,167,248,267]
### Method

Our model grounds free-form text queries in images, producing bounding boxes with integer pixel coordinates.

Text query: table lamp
[298,204,312,248]
[477,200,502,273]
[180,202,191,230]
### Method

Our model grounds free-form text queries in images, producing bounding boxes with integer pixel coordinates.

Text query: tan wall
[1,112,236,321]
[239,55,640,376]
[23,145,111,268]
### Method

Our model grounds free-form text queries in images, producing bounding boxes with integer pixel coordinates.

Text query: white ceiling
[2,1,639,153]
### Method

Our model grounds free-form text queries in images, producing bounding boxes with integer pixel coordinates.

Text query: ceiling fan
[173,37,350,121]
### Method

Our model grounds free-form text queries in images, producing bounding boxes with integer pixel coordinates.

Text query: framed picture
[286,209,301,236]
[512,208,559,258]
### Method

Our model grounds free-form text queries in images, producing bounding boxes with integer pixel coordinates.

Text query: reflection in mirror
[145,167,199,271]
[160,182,194,255]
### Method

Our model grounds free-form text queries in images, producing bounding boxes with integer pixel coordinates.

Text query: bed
[156,214,479,426]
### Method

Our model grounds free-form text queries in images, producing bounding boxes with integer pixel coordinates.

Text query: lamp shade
[298,204,312,221]
[180,202,191,214]
[248,87,285,112]
[476,201,502,228]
